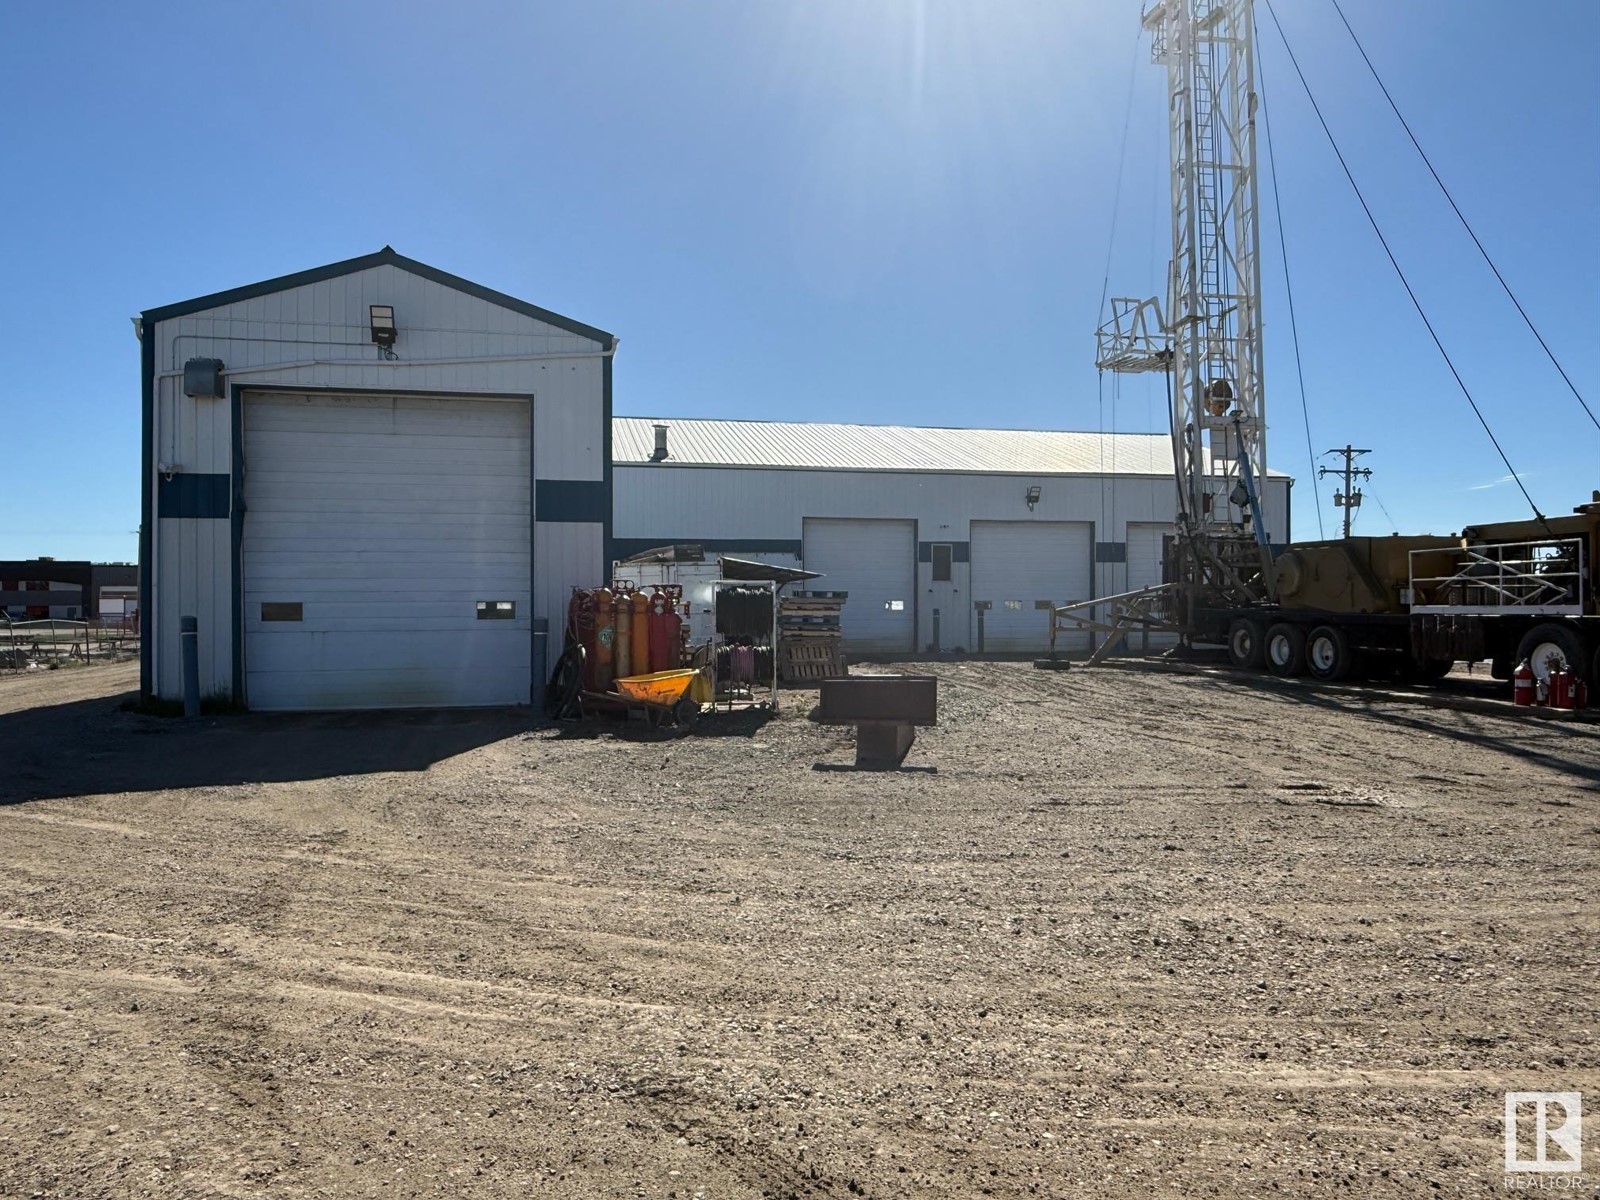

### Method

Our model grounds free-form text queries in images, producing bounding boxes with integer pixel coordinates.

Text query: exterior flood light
[369,304,397,348]
[1026,485,1041,510]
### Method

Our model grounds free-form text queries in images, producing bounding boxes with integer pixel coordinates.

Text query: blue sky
[2,0,1594,561]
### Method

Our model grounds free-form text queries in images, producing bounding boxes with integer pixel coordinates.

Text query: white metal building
[613,417,1291,655]
[139,248,614,710]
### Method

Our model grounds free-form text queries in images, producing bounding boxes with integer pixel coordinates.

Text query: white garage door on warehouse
[241,392,531,711]
[969,520,1093,653]
[802,517,916,653]
[1126,523,1178,646]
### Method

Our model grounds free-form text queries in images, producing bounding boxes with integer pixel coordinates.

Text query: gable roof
[613,415,1290,478]
[140,246,615,349]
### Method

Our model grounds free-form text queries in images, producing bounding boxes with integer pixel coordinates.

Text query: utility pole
[1318,446,1372,539]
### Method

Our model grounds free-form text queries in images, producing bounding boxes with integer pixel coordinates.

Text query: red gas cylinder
[1512,661,1536,707]
[1549,668,1574,710]
[568,589,597,691]
[647,590,675,673]
[593,588,616,690]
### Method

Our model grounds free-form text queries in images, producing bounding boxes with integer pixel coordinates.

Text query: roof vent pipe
[650,423,669,462]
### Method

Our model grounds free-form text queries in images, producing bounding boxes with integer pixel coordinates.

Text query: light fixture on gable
[369,304,397,355]
[1026,485,1042,510]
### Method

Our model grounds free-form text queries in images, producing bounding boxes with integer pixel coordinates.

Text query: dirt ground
[1,659,1597,1198]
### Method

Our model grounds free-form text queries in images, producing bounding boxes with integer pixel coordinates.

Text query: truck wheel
[1515,623,1588,684]
[1265,622,1306,677]
[1227,618,1266,669]
[1306,625,1354,682]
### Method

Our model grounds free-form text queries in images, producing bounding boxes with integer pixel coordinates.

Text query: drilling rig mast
[1094,0,1274,626]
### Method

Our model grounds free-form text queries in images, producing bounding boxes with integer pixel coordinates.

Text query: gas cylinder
[1550,668,1573,710]
[593,588,616,690]
[568,588,598,691]
[1512,660,1535,706]
[647,590,670,674]
[613,587,634,679]
[649,589,682,672]
[630,591,651,675]
[1575,678,1590,711]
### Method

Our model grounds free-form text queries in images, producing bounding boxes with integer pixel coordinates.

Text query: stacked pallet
[778,591,846,682]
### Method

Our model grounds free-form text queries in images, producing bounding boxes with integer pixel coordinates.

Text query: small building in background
[0,560,138,622]
[612,417,1292,655]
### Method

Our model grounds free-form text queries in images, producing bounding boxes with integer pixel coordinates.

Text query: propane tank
[1512,660,1536,707]
[1575,678,1590,711]
[614,586,633,679]
[630,591,650,675]
[593,588,616,690]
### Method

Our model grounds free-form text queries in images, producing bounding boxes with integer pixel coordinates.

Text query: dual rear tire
[1234,618,1352,680]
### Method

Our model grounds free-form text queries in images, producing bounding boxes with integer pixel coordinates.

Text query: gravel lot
[1,658,1597,1198]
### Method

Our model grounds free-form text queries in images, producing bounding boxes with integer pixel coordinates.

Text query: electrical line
[1259,0,1547,527]
[1254,25,1325,539]
[1328,0,1600,437]
[1097,23,1145,322]
[1366,486,1401,535]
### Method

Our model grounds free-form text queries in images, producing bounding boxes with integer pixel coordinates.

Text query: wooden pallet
[779,636,844,681]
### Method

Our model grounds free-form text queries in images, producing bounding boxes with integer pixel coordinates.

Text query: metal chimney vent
[650,423,669,462]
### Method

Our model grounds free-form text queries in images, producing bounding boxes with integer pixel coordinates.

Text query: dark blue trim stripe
[535,479,609,524]
[141,247,615,350]
[157,473,231,519]
[1095,541,1128,564]
[139,320,154,699]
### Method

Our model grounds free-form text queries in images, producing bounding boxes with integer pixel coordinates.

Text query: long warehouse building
[613,417,1291,655]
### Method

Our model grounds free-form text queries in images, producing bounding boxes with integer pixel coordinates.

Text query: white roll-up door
[1126,522,1178,647]
[242,392,531,710]
[969,520,1093,653]
[1126,524,1174,593]
[802,518,915,653]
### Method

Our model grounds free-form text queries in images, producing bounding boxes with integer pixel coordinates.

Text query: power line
[1328,0,1600,437]
[1366,487,1401,535]
[1259,0,1546,527]
[1255,26,1325,538]
[1097,23,1145,322]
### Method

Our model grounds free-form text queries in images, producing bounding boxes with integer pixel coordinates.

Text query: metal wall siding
[615,465,1288,653]
[146,263,608,700]
[615,465,1289,545]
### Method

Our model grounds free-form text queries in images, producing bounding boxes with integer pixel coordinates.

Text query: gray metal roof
[613,416,1287,477]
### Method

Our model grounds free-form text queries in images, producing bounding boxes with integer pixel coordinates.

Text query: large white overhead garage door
[242,392,531,710]
[802,518,915,653]
[969,521,1093,653]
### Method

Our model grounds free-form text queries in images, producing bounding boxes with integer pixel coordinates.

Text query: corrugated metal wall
[615,464,1291,653]
[147,262,608,701]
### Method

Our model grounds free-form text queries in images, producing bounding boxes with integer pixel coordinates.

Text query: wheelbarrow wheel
[673,697,700,729]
